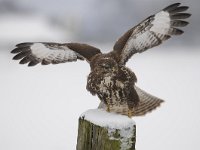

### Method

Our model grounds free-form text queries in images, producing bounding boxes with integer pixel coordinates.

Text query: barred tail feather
[98,86,164,117]
[134,86,164,116]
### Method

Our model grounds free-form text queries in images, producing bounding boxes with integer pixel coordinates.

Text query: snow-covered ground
[0,46,200,150]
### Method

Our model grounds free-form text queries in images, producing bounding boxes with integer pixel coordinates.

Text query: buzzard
[11,3,191,117]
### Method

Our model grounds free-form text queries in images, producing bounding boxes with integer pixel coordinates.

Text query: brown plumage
[11,3,190,117]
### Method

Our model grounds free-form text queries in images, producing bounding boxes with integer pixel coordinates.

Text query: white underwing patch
[31,43,78,61]
[150,11,170,34]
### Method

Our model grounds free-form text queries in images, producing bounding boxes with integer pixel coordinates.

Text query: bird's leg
[106,99,111,112]
[128,109,133,118]
[106,104,110,112]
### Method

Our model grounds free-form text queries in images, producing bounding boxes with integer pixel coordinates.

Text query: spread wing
[113,3,191,65]
[11,42,102,66]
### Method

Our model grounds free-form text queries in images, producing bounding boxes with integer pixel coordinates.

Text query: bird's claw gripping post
[128,109,132,118]
[106,104,110,112]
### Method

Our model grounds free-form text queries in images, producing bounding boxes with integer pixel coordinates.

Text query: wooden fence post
[76,109,136,150]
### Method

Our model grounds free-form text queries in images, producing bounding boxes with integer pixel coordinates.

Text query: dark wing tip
[169,6,189,14]
[12,51,31,60]
[11,48,21,54]
[179,6,189,10]
[19,56,30,64]
[11,46,31,54]
[11,44,38,66]
[28,61,39,67]
[11,43,43,66]
[171,20,189,27]
[163,3,181,11]
[16,42,33,48]
[173,28,184,35]
[171,13,191,20]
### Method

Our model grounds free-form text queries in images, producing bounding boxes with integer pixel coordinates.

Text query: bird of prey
[11,3,191,117]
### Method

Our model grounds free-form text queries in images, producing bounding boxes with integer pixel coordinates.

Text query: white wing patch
[11,42,86,66]
[131,30,160,52]
[150,11,170,34]
[31,43,78,62]
[12,42,101,66]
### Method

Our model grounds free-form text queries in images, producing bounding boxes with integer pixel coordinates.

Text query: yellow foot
[106,104,110,112]
[128,109,133,118]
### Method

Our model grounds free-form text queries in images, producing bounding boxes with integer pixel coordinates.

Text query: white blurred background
[0,0,200,150]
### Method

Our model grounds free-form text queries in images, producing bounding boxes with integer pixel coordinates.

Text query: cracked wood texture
[76,117,136,150]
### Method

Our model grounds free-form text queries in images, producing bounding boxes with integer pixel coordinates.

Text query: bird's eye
[104,65,110,69]
[99,63,110,69]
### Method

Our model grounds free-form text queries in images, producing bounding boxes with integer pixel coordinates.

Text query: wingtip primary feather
[28,61,39,67]
[19,56,30,64]
[172,28,184,35]
[11,47,28,54]
[171,20,189,27]
[171,13,191,19]
[12,51,31,60]
[11,48,18,54]
[169,6,189,14]
[16,42,33,48]
[163,3,181,11]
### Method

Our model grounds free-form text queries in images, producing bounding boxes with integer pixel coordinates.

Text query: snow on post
[76,109,136,150]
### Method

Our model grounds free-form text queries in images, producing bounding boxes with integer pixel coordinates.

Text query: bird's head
[93,57,119,76]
